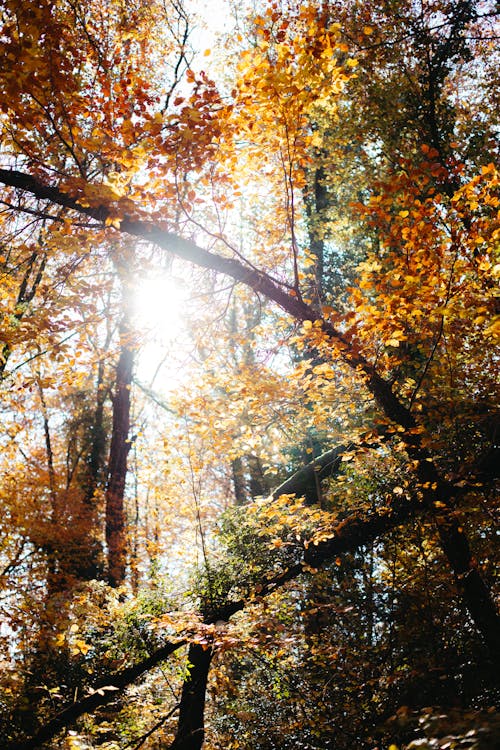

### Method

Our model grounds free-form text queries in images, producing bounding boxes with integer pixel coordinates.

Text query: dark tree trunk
[231,456,247,506]
[169,644,213,750]
[72,358,110,581]
[247,454,269,497]
[105,322,134,588]
[304,161,327,306]
[434,511,500,660]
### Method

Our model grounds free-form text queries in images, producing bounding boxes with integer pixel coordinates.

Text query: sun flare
[133,274,187,341]
[133,273,189,385]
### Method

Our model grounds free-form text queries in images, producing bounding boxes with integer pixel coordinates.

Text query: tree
[0,0,498,748]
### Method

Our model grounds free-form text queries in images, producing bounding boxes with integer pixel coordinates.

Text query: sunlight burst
[133,274,187,342]
[133,273,189,386]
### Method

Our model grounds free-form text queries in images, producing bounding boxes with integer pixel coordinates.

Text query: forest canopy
[0,0,498,748]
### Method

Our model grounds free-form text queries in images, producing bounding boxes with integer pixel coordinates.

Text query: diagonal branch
[7,446,499,750]
[7,640,186,750]
[0,168,498,657]
[0,168,421,425]
[5,484,425,750]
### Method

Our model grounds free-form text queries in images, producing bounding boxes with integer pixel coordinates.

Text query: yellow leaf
[73,639,91,655]
[105,216,122,229]
[485,318,500,338]
[363,26,373,35]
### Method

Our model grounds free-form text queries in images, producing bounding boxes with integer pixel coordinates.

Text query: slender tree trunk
[169,644,213,750]
[70,357,110,581]
[231,455,247,506]
[105,333,133,587]
[304,161,327,306]
[247,454,269,497]
[36,375,65,597]
[84,359,109,503]
[105,250,136,587]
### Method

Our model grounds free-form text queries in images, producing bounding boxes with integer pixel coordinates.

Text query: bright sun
[133,273,189,386]
[134,274,186,338]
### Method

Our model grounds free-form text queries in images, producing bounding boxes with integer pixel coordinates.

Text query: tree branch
[6,489,418,750]
[0,169,421,425]
[1,171,498,750]
[271,445,347,505]
[7,640,186,750]
[6,442,499,750]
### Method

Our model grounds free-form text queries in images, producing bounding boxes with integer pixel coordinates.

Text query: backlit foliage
[0,0,498,749]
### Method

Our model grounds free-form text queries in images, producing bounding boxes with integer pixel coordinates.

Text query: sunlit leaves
[0,0,499,747]
[346,157,500,432]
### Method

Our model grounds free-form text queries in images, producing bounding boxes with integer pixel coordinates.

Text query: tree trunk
[231,456,247,506]
[169,644,213,750]
[434,511,500,660]
[105,325,134,587]
[304,161,327,306]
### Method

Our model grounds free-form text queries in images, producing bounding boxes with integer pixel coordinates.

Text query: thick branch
[8,491,418,750]
[271,433,393,505]
[0,169,418,426]
[7,460,499,750]
[206,490,431,623]
[7,640,185,750]
[272,445,346,504]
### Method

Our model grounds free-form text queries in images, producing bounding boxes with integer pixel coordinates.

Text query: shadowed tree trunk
[105,337,133,587]
[77,356,109,580]
[105,273,134,587]
[304,160,327,306]
[169,644,213,750]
